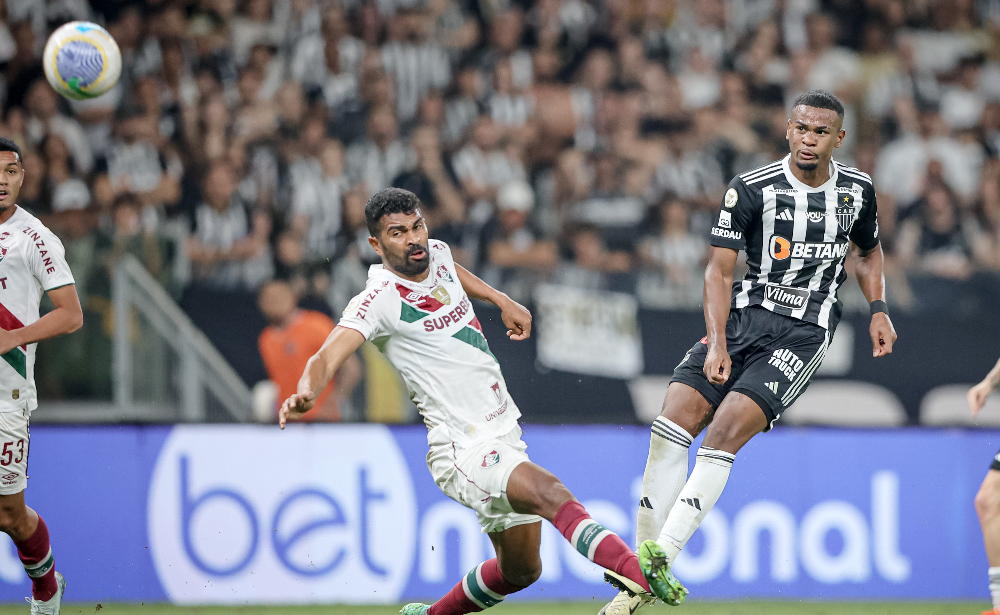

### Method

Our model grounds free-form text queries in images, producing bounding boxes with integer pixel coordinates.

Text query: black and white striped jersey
[709,155,880,331]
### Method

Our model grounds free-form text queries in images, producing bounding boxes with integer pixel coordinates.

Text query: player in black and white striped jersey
[600,90,897,615]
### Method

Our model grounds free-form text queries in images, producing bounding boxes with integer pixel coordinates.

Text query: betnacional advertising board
[0,424,993,602]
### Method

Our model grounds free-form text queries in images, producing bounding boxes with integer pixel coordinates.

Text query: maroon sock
[15,516,57,601]
[552,501,650,592]
[428,558,527,615]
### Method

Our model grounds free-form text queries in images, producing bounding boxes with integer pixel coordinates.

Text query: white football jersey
[339,240,520,446]
[0,207,75,412]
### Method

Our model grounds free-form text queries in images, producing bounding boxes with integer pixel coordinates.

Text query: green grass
[13,602,989,615]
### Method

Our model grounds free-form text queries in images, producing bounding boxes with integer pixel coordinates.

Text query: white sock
[636,417,693,546]
[990,566,1000,609]
[656,446,735,562]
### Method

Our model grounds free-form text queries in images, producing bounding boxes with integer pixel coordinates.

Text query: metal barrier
[109,255,252,422]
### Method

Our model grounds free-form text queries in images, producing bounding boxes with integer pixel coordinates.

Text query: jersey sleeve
[709,176,755,251]
[849,186,880,251]
[337,280,398,341]
[26,226,75,290]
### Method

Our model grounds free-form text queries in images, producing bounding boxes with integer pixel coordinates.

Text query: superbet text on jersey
[338,240,520,446]
[708,155,879,331]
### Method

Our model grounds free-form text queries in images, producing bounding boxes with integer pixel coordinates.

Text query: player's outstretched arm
[969,355,1000,416]
[853,243,897,358]
[0,285,83,355]
[454,263,532,341]
[703,247,738,385]
[279,326,366,429]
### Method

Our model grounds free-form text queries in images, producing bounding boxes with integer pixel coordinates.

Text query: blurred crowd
[5,0,1000,323]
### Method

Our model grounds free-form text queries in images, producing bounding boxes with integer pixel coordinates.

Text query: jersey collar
[781,154,839,192]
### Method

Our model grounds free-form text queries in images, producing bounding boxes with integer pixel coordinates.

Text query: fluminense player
[0,137,82,614]
[600,90,897,614]
[968,363,1000,614]
[280,188,685,614]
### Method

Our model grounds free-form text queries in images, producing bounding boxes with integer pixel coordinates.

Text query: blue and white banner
[1,425,994,602]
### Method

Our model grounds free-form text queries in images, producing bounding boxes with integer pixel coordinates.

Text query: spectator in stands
[346,104,415,195]
[555,224,632,291]
[570,149,648,253]
[896,184,978,280]
[187,161,273,289]
[382,8,451,123]
[291,137,349,263]
[637,197,708,308]
[391,125,465,245]
[452,114,526,206]
[257,279,360,422]
[41,134,90,214]
[23,78,93,174]
[92,106,182,219]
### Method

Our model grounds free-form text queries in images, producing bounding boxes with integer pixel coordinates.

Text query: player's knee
[501,560,542,588]
[976,483,1000,519]
[0,503,28,537]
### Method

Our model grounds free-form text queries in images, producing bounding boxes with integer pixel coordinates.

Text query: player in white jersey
[0,137,82,615]
[280,188,684,615]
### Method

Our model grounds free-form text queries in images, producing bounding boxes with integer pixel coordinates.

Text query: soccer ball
[43,21,121,101]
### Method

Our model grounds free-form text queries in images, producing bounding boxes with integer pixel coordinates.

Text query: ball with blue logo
[43,22,122,100]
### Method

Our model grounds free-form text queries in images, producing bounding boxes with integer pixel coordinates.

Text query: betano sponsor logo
[768,236,849,261]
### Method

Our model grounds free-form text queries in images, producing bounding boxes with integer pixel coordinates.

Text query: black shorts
[671,306,831,431]
[991,451,1000,472]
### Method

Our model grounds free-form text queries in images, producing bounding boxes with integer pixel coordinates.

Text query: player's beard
[795,159,819,171]
[385,242,430,277]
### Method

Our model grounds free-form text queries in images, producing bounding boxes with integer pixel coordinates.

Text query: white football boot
[26,572,65,615]
[598,590,647,615]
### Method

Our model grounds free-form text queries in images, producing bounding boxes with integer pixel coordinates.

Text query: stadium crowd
[4,0,1000,362]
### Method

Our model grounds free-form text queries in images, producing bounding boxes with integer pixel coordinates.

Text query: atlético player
[280,188,686,614]
[601,90,897,614]
[0,137,82,614]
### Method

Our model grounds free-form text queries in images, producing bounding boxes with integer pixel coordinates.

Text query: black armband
[870,300,889,316]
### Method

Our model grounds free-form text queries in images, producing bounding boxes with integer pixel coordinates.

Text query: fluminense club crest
[436,264,454,283]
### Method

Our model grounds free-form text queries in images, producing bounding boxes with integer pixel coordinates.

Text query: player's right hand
[703,346,731,385]
[968,381,993,416]
[279,391,316,429]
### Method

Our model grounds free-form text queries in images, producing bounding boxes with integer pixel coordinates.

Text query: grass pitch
[14,602,989,615]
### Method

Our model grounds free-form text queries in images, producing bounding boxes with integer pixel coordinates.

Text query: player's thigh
[702,391,768,455]
[504,461,573,520]
[0,410,29,499]
[728,317,830,433]
[976,468,1000,518]
[488,521,543,585]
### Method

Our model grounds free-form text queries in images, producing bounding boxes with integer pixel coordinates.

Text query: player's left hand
[870,313,896,358]
[499,297,532,341]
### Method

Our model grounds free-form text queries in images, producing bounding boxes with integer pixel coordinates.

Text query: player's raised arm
[702,246,739,385]
[970,355,1000,416]
[853,243,896,357]
[279,326,366,428]
[454,263,532,341]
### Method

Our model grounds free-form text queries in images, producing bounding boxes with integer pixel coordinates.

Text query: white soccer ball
[43,21,122,101]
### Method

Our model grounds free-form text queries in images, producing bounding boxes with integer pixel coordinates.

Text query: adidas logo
[639,497,653,509]
[776,209,793,221]
[766,381,779,394]
[681,497,701,511]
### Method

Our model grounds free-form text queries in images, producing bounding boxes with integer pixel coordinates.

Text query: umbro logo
[776,209,793,222]
[681,497,701,511]
[766,381,779,394]
[639,497,653,509]
[1,473,17,481]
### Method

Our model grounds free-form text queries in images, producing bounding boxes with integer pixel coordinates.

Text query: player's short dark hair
[792,90,844,119]
[0,136,22,163]
[365,187,421,236]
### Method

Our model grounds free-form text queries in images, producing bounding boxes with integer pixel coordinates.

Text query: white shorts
[427,425,542,533]
[0,409,29,495]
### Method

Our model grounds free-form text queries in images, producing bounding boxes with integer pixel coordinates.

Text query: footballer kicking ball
[43,21,122,100]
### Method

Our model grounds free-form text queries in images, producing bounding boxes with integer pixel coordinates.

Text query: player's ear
[835,128,846,148]
[367,235,382,256]
[785,119,792,140]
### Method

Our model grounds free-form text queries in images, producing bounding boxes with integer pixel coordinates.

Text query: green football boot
[637,540,688,606]
[399,604,430,615]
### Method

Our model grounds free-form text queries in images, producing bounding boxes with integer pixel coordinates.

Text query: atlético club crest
[836,194,856,232]
[481,450,501,468]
